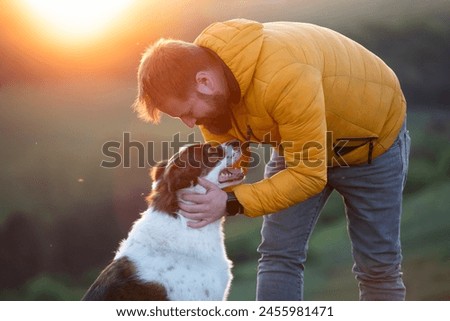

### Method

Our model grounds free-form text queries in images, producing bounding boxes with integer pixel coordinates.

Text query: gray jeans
[256,121,411,300]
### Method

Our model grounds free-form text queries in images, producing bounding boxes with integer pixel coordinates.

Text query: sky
[1,0,447,86]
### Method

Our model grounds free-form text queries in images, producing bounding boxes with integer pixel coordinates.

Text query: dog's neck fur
[112,203,230,300]
[114,205,225,263]
[114,179,224,260]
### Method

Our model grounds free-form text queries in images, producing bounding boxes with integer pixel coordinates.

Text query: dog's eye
[203,146,224,166]
[209,146,224,157]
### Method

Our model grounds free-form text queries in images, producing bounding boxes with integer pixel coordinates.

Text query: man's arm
[233,64,327,216]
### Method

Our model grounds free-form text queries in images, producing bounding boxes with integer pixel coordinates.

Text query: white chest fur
[114,208,232,300]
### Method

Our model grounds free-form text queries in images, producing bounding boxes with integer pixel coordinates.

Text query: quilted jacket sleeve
[233,64,328,217]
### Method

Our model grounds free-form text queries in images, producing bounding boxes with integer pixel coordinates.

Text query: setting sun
[20,0,135,42]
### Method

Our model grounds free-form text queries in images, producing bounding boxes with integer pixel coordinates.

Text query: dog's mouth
[218,167,245,183]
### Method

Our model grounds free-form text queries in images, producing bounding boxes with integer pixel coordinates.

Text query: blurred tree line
[0,13,449,300]
[345,13,449,108]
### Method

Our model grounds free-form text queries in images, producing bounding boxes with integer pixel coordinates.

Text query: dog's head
[147,141,245,215]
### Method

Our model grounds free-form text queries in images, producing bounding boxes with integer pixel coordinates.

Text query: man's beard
[196,93,233,135]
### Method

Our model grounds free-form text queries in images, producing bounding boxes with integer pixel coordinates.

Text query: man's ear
[195,70,216,95]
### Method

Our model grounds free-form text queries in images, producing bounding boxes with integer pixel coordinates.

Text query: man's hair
[133,38,219,123]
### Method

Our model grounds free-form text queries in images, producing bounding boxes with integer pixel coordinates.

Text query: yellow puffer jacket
[194,19,406,217]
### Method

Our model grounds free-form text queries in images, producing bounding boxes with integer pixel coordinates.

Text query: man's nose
[180,116,196,128]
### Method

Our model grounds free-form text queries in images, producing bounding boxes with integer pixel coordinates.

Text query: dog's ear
[165,164,201,192]
[151,161,168,182]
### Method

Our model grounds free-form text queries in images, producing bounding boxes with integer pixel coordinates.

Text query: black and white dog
[82,141,245,300]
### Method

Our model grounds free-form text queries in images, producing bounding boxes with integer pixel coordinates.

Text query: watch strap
[226,192,243,216]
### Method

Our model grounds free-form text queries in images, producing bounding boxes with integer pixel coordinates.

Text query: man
[133,19,410,300]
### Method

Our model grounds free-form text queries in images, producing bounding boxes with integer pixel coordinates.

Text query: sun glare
[20,0,134,42]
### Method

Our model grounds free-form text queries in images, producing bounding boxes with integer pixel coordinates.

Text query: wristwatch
[226,192,243,216]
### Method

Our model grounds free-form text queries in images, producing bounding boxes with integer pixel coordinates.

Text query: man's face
[161,92,233,135]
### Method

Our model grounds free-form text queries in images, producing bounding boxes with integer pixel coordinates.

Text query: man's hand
[178,177,228,228]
